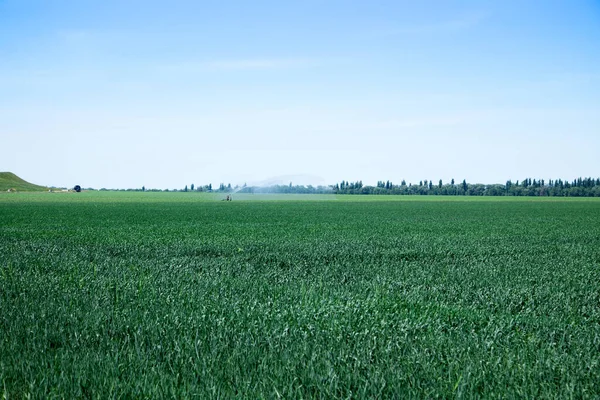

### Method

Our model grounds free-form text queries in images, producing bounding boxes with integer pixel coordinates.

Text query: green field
[1,192,599,398]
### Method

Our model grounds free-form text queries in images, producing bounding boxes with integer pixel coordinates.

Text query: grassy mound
[0,172,48,192]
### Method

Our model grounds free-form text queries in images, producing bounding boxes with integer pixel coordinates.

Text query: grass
[0,172,47,192]
[1,193,599,398]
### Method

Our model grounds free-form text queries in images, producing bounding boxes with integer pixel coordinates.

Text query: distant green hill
[0,172,48,192]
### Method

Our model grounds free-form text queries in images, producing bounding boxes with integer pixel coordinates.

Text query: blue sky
[1,0,599,189]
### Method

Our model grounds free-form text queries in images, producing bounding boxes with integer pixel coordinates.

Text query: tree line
[332,177,600,197]
[128,176,600,197]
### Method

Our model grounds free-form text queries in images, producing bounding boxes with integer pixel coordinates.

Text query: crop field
[1,192,599,398]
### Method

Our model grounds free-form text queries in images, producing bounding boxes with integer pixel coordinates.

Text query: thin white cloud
[56,29,95,43]
[373,11,489,36]
[206,58,319,70]
[157,58,320,73]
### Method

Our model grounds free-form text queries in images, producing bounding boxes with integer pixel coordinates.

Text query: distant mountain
[0,172,48,192]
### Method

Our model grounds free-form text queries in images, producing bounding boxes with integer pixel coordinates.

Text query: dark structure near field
[74,185,81,192]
